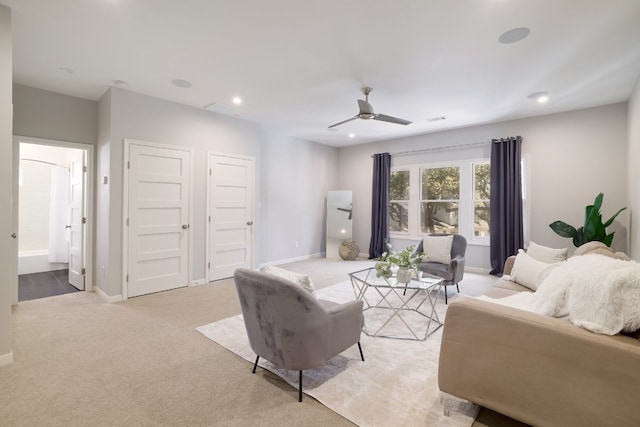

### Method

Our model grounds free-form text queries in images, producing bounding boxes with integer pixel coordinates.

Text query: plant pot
[396,267,412,284]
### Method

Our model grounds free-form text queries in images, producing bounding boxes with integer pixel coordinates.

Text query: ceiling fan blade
[357,99,374,115]
[373,114,412,126]
[328,115,358,129]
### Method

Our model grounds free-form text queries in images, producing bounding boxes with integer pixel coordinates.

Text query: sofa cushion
[422,234,453,264]
[262,265,317,297]
[509,250,558,291]
[527,241,568,263]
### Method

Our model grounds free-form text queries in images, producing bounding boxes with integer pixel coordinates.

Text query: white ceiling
[3,0,640,147]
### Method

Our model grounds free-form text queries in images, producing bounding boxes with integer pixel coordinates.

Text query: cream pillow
[263,265,317,297]
[509,250,558,291]
[527,241,568,263]
[422,235,453,264]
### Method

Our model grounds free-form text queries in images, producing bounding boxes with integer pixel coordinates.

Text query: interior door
[128,143,190,298]
[68,151,85,290]
[208,154,254,281]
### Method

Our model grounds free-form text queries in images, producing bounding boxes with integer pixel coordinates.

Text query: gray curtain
[489,137,524,275]
[368,153,391,259]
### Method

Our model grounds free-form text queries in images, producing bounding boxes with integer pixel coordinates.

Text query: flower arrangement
[374,243,427,279]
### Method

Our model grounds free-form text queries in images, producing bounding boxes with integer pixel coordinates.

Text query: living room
[1,1,640,426]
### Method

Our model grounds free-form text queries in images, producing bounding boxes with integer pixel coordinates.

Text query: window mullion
[408,165,420,236]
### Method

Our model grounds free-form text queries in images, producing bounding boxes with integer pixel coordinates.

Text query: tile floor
[18,269,79,302]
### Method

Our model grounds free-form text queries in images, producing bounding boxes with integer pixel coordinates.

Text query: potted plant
[374,244,427,283]
[549,192,626,247]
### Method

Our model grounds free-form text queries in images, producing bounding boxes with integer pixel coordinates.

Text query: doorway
[12,136,94,304]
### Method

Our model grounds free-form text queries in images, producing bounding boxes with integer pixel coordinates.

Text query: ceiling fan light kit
[328,87,412,129]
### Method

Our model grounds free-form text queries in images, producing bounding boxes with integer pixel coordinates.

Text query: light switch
[103,176,108,184]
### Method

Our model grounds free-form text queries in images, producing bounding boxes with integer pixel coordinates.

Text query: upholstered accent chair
[233,268,365,402]
[416,233,467,304]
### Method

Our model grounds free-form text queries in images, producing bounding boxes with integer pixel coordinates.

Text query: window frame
[419,165,461,235]
[389,169,411,234]
[471,161,490,243]
[389,158,491,245]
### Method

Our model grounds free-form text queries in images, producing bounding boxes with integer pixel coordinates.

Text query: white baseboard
[191,278,207,286]
[259,252,323,269]
[465,267,492,275]
[0,350,13,367]
[95,286,123,303]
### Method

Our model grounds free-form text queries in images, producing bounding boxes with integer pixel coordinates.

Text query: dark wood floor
[18,270,79,301]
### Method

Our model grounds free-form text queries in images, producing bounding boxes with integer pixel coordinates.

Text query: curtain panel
[368,153,391,259]
[489,136,524,274]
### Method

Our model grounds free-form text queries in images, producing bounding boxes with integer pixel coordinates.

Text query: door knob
[182,224,189,230]
[246,221,253,226]
[65,225,72,229]
[11,233,16,239]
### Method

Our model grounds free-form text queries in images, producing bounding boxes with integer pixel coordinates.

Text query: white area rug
[197,280,478,427]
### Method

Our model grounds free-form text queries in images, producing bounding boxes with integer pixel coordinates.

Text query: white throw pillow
[510,249,558,291]
[527,241,568,263]
[422,235,453,264]
[263,265,317,297]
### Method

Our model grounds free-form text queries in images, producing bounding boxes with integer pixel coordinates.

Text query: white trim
[191,278,207,286]
[206,152,256,282]
[95,286,123,303]
[12,136,95,299]
[464,266,492,275]
[258,252,324,269]
[122,138,194,299]
[0,351,13,367]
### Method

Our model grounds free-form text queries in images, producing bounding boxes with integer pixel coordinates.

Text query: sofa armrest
[502,255,516,276]
[438,297,640,427]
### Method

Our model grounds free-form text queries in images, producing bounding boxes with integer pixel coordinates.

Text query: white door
[128,143,190,297]
[208,154,254,281]
[68,152,85,290]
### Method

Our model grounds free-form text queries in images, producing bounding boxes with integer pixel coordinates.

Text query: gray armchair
[233,268,364,402]
[415,233,467,304]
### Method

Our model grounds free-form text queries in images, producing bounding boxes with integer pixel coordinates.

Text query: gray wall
[13,84,97,144]
[338,103,629,270]
[0,4,12,364]
[628,78,640,260]
[98,88,263,297]
[259,131,339,264]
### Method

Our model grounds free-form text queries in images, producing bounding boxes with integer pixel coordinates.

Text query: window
[473,163,490,237]
[389,170,409,233]
[420,167,459,234]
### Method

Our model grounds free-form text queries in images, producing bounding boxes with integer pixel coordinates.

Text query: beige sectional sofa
[438,245,640,427]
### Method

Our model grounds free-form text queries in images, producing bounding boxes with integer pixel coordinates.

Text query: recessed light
[232,96,242,105]
[172,79,192,88]
[528,91,550,103]
[498,27,530,44]
[348,133,355,138]
[111,79,128,88]
[59,67,74,74]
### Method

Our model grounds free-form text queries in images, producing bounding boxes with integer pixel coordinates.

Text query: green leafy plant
[374,244,427,279]
[549,193,626,247]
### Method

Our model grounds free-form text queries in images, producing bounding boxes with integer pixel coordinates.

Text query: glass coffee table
[348,267,444,341]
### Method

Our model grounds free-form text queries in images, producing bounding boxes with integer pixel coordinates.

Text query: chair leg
[357,342,365,361]
[298,371,303,402]
[444,287,448,304]
[456,283,460,293]
[252,355,259,373]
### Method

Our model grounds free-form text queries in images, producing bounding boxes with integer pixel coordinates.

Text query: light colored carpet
[1,256,527,426]
[198,279,478,427]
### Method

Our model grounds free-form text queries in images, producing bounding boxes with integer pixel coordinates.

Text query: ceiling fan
[328,87,412,129]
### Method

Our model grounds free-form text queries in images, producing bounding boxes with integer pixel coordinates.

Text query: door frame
[122,138,194,300]
[205,152,256,282]
[11,135,95,305]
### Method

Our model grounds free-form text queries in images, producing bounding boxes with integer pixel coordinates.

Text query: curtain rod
[20,158,68,169]
[370,140,491,158]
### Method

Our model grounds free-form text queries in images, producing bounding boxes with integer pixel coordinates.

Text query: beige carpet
[1,256,527,426]
[198,279,479,427]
